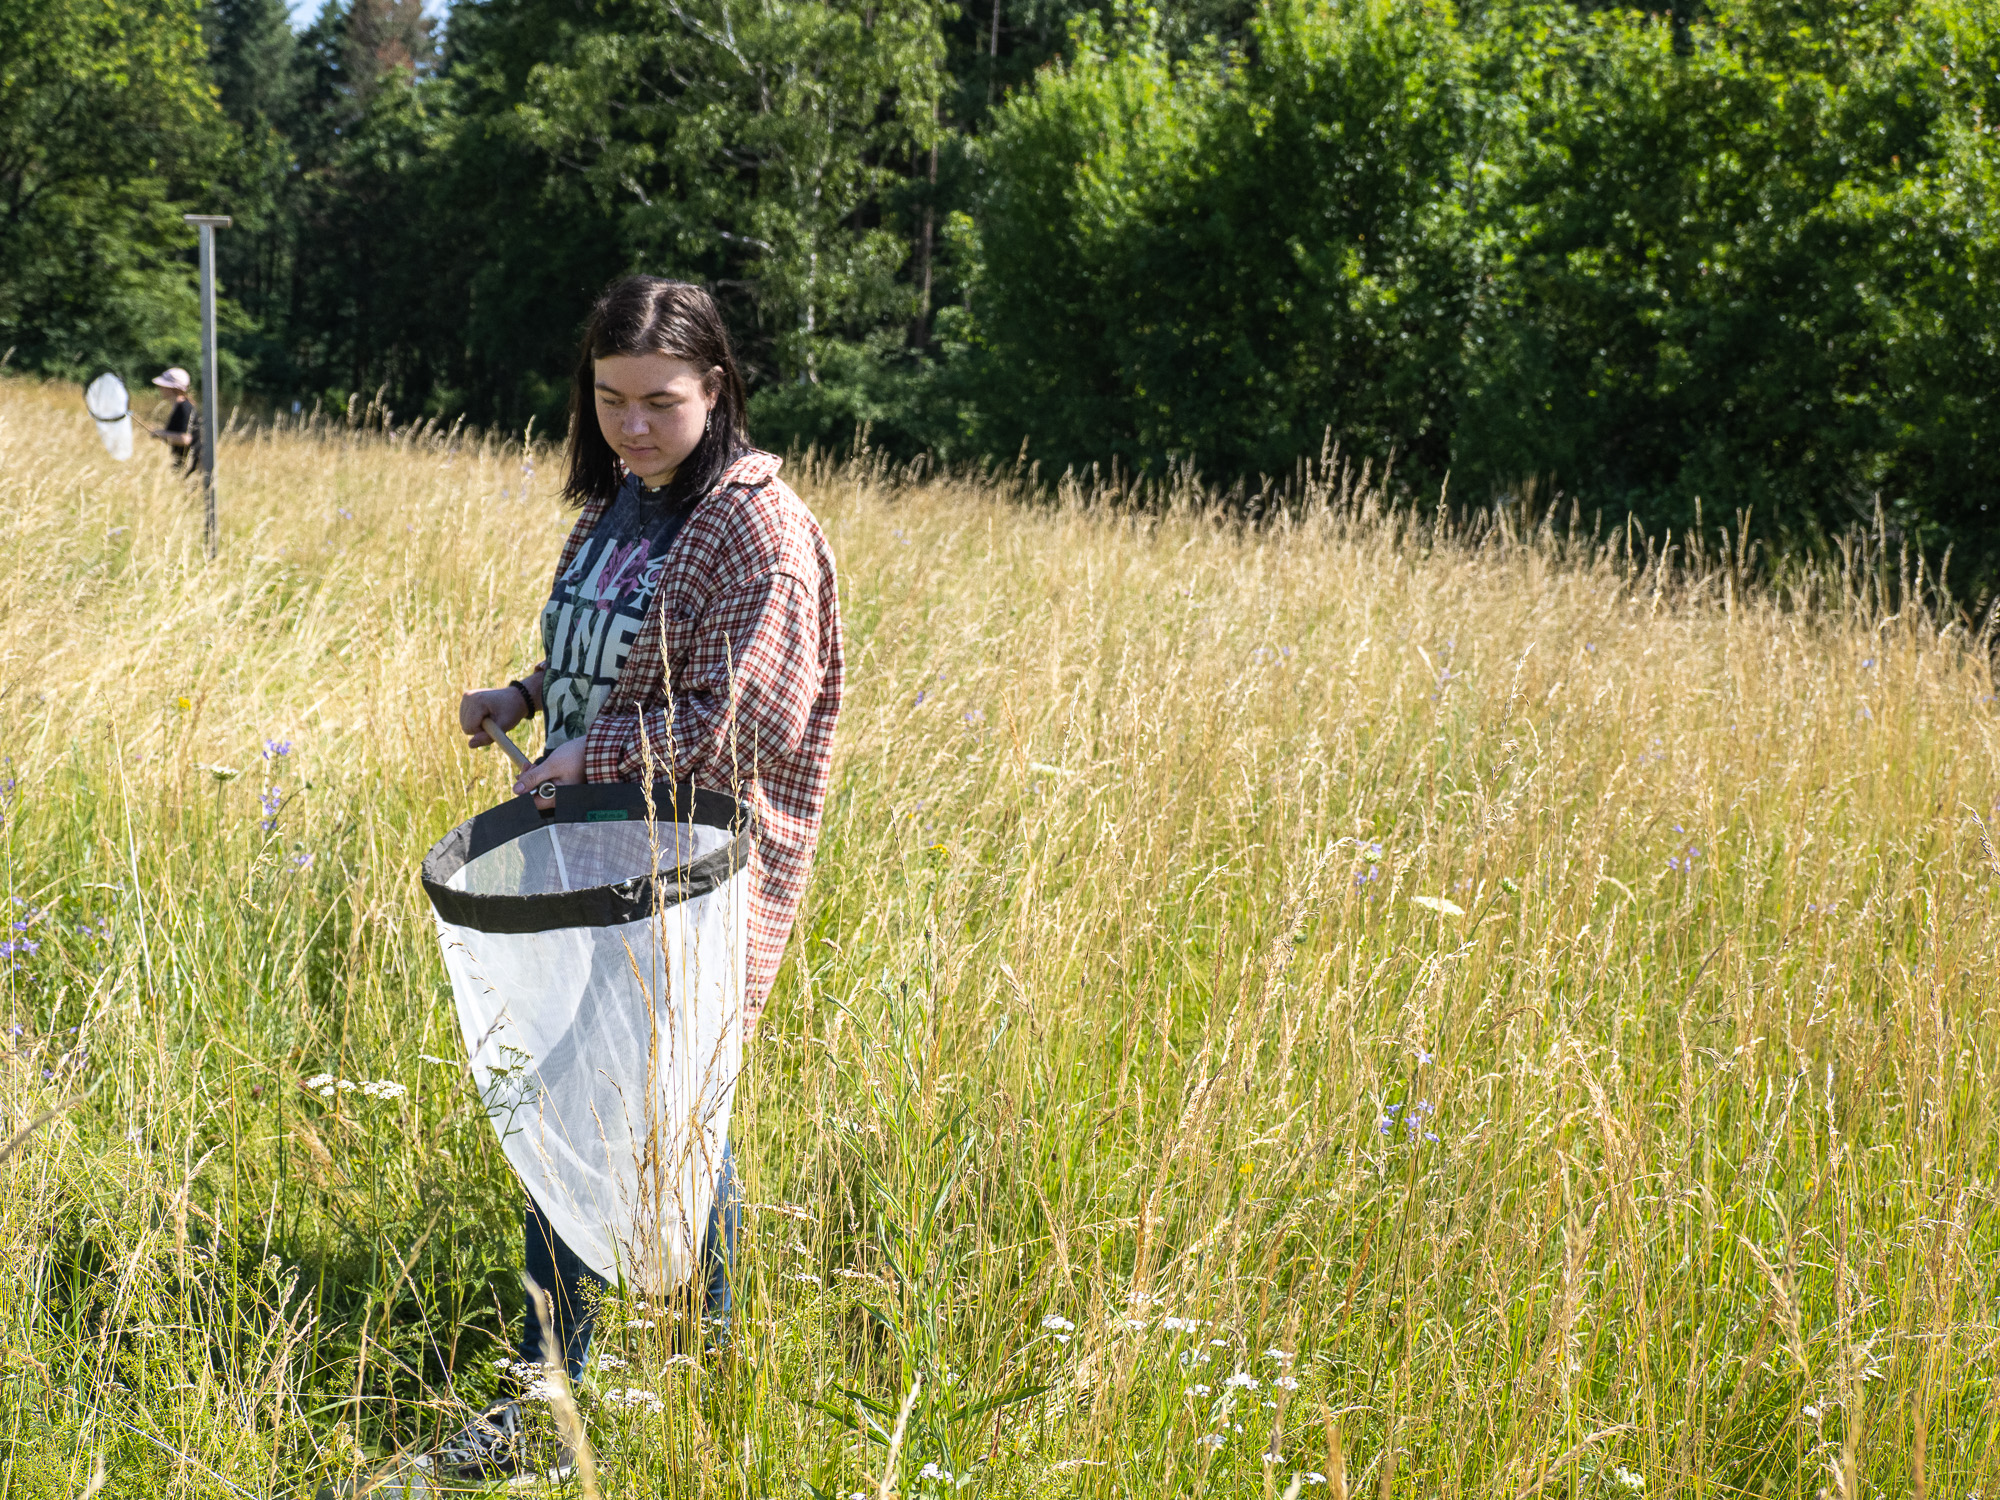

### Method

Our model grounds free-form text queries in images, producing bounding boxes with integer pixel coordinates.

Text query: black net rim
[419,781,748,934]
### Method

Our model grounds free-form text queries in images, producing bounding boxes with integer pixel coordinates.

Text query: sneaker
[434,1398,526,1480]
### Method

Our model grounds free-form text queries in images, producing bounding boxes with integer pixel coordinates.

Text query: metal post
[183,214,231,556]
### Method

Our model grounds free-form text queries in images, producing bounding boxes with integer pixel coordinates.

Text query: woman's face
[593,354,718,488]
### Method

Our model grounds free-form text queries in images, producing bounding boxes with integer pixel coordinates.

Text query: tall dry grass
[0,372,1996,1497]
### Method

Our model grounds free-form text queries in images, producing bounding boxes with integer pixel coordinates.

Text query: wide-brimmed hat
[151,367,191,392]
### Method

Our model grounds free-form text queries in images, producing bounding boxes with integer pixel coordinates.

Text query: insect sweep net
[83,372,132,461]
[421,783,748,1292]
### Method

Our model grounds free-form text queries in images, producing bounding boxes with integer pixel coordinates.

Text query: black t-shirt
[540,475,703,748]
[164,397,200,470]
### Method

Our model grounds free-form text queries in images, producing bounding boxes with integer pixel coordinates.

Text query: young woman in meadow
[439,277,845,1478]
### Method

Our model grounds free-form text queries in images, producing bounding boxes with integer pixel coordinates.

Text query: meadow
[0,373,1996,1498]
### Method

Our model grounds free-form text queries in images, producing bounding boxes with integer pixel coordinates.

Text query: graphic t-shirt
[540,476,702,749]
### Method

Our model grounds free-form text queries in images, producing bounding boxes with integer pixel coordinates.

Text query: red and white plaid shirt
[552,450,843,1034]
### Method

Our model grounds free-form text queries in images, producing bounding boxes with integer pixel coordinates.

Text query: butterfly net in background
[420,783,749,1293]
[84,372,132,461]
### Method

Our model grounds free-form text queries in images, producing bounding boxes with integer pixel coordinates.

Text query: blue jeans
[517,1140,739,1379]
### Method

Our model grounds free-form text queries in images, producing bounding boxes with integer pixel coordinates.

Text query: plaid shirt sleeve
[581,569,824,786]
[569,454,842,1036]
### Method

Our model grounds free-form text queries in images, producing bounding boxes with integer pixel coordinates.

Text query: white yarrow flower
[602,1387,665,1414]
[1224,1372,1259,1390]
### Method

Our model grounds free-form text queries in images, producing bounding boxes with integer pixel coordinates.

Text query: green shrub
[967,1,1471,486]
[1457,0,2000,573]
[965,0,2000,589]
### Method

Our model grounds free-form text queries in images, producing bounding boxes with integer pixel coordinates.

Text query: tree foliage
[1,0,1995,585]
[0,0,225,372]
[970,1,1472,481]
[968,0,2000,581]
[1455,0,2000,561]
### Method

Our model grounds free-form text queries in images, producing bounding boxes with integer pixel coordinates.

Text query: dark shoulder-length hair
[562,276,751,509]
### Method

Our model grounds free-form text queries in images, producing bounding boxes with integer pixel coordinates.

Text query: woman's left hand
[516,736,588,799]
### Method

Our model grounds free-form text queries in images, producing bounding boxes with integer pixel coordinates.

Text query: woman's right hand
[459,686,529,747]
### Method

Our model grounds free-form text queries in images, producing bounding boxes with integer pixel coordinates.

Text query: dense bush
[1457,0,2000,567]
[967,0,2000,585]
[969,1,1470,484]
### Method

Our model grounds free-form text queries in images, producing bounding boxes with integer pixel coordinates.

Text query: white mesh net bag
[421,783,748,1291]
[83,372,133,461]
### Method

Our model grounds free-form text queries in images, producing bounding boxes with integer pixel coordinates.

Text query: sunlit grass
[1,373,1996,1498]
